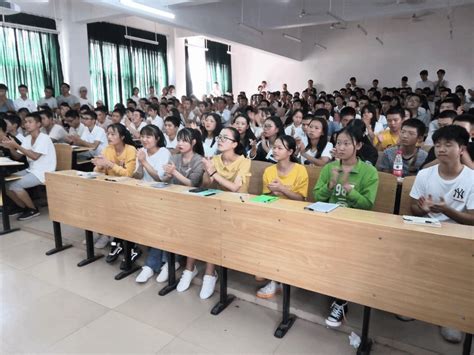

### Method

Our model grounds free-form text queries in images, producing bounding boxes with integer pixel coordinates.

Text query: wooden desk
[45,171,474,339]
[0,160,24,235]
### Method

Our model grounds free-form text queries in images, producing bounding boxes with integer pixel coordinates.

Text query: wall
[231,4,474,95]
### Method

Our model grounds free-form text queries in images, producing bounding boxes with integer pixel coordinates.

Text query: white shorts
[7,170,42,192]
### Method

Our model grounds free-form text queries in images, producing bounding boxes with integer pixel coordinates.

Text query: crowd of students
[0,69,472,344]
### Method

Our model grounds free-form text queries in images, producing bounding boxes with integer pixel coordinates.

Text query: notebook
[250,195,280,203]
[304,202,339,213]
[402,215,441,227]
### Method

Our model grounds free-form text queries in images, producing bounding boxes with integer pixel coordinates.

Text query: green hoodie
[313,159,379,210]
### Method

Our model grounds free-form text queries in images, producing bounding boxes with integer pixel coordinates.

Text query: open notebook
[304,202,339,213]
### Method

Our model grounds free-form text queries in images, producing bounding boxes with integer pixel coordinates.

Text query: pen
[240,196,245,203]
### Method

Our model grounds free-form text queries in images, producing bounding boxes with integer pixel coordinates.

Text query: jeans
[145,247,167,272]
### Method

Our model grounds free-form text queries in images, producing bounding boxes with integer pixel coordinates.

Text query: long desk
[45,171,473,353]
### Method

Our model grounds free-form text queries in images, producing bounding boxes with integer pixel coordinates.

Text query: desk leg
[211,266,235,315]
[0,175,19,236]
[115,241,140,280]
[45,221,72,255]
[159,252,178,296]
[463,333,472,355]
[274,284,296,338]
[77,230,103,266]
[357,306,373,355]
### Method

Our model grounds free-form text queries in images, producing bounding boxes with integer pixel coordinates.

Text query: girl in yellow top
[92,123,139,268]
[185,127,251,300]
[258,135,309,298]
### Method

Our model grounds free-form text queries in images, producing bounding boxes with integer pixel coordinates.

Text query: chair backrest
[373,172,399,214]
[248,160,273,195]
[399,175,416,215]
[54,144,72,171]
[305,165,322,202]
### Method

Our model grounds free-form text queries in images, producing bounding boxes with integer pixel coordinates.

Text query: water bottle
[393,150,403,179]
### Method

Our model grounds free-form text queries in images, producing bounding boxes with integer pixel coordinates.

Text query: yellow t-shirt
[211,154,251,193]
[94,144,137,177]
[373,130,399,150]
[262,163,309,199]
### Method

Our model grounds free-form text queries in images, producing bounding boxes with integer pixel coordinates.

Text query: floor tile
[157,337,214,354]
[0,232,55,269]
[48,310,174,354]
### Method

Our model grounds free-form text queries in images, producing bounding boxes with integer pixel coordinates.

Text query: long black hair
[335,124,365,158]
[305,116,329,159]
[107,123,136,147]
[201,112,223,148]
[140,125,166,148]
[264,116,285,137]
[177,128,205,156]
[232,113,256,151]
[277,135,299,163]
[222,127,246,156]
[361,104,378,131]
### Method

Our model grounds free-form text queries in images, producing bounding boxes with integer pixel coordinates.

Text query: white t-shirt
[251,125,263,139]
[14,97,37,112]
[41,124,67,143]
[16,132,26,144]
[410,165,474,223]
[79,97,94,109]
[165,134,177,149]
[203,137,219,158]
[284,124,306,140]
[22,132,56,183]
[151,116,164,130]
[37,97,58,110]
[415,80,435,91]
[217,109,231,126]
[129,121,147,135]
[80,125,107,156]
[300,142,333,165]
[135,148,171,182]
[69,123,86,137]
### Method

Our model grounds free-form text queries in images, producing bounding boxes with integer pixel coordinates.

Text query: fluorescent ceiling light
[283,33,302,43]
[120,0,175,19]
[327,11,345,23]
[376,36,384,45]
[238,22,263,36]
[314,42,327,50]
[357,24,368,35]
[124,34,159,45]
[185,43,209,51]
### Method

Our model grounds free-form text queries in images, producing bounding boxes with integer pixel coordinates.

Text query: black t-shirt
[0,133,28,167]
[421,142,474,168]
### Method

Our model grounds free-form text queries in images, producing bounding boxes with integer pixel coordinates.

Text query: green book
[250,195,280,203]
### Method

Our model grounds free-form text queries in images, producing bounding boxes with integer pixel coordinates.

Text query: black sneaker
[17,208,40,221]
[106,241,123,263]
[9,206,25,217]
[119,247,142,270]
[325,300,348,328]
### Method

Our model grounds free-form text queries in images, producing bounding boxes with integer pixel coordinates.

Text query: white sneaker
[135,266,154,283]
[156,261,180,283]
[440,326,463,343]
[177,267,198,292]
[94,235,111,249]
[199,272,218,299]
[256,280,281,299]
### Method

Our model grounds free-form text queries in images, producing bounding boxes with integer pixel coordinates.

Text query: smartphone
[189,187,208,193]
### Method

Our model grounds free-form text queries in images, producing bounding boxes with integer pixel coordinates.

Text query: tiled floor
[0,211,468,354]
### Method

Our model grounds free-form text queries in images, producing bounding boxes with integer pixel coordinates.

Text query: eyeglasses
[216,135,236,142]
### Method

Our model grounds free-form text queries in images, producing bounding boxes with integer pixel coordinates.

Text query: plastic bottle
[393,150,403,179]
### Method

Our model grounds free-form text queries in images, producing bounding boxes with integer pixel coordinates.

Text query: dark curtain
[184,39,193,97]
[205,40,232,94]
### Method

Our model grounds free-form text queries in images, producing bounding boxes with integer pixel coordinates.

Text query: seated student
[421,112,474,169]
[346,120,378,166]
[284,109,306,141]
[39,110,67,143]
[94,107,112,131]
[64,110,85,137]
[92,124,139,267]
[147,104,164,130]
[373,107,404,151]
[249,116,284,162]
[299,116,333,166]
[66,111,107,157]
[201,113,222,158]
[313,124,379,328]
[361,104,384,142]
[132,125,175,283]
[182,127,251,299]
[379,118,427,176]
[0,119,27,167]
[163,115,180,153]
[126,109,147,139]
[330,106,356,144]
[4,115,26,143]
[232,113,257,154]
[2,113,56,220]
[110,108,125,125]
[257,135,309,298]
[143,128,207,287]
[409,125,473,343]
[424,98,460,146]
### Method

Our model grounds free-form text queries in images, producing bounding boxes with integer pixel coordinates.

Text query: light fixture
[327,11,345,24]
[314,42,327,50]
[376,36,384,45]
[357,24,368,35]
[283,33,302,43]
[120,0,175,20]
[238,22,263,36]
[124,34,159,45]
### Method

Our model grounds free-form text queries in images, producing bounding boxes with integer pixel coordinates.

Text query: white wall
[231,4,474,95]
